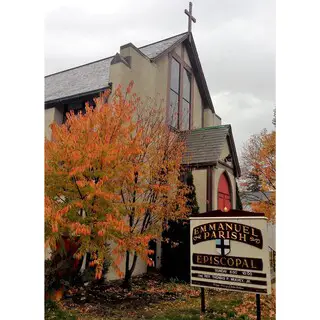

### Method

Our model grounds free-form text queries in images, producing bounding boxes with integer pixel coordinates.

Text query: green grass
[45,300,77,320]
[46,276,275,320]
[45,295,262,320]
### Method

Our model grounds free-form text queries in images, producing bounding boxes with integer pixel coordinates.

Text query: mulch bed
[60,272,200,318]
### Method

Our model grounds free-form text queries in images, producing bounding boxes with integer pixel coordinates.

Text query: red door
[218,173,231,211]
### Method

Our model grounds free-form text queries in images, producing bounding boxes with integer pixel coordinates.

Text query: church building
[45,3,241,280]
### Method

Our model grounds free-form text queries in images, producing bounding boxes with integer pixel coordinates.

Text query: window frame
[167,50,194,131]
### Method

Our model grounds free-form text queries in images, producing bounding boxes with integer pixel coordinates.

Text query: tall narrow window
[181,68,191,130]
[168,56,192,131]
[169,58,180,128]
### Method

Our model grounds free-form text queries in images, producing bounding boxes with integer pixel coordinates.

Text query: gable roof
[181,125,241,177]
[45,32,188,103]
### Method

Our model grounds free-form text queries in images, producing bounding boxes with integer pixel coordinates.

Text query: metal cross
[184,2,196,33]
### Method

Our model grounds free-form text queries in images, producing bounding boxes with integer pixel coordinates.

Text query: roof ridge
[45,31,188,78]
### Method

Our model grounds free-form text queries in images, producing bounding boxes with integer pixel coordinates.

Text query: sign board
[190,210,271,295]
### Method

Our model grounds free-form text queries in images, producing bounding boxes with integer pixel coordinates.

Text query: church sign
[190,210,271,295]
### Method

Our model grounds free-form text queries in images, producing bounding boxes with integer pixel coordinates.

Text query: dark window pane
[183,69,191,102]
[169,90,179,128]
[170,58,180,93]
[68,102,83,112]
[63,102,86,123]
[181,99,190,130]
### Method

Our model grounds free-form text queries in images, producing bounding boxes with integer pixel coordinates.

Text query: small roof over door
[181,124,241,177]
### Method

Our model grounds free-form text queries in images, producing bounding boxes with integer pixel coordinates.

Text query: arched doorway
[218,172,232,211]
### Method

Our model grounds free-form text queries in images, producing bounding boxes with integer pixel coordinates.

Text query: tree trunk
[122,251,138,290]
[79,252,87,275]
[79,208,87,276]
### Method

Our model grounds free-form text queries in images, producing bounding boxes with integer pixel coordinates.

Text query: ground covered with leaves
[45,273,275,320]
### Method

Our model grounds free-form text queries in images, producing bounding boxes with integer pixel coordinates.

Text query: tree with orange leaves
[241,128,276,222]
[119,94,191,288]
[45,82,190,287]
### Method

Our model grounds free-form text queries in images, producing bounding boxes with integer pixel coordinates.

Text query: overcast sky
[45,0,275,156]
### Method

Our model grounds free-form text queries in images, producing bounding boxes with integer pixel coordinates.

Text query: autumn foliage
[241,129,276,222]
[45,82,190,281]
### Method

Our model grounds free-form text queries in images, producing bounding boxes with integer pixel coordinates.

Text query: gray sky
[45,0,275,155]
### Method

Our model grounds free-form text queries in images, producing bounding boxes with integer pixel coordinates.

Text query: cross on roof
[184,2,196,33]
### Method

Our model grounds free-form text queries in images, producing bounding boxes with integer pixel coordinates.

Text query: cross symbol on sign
[216,239,231,256]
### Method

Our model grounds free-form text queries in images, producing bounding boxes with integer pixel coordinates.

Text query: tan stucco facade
[112,46,159,104]
[45,106,64,140]
[107,241,148,281]
[45,108,55,140]
[204,109,214,127]
[192,169,207,214]
[220,140,233,168]
[213,114,221,126]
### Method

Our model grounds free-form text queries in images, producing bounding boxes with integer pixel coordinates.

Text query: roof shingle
[182,125,231,165]
[45,32,187,103]
[181,125,241,177]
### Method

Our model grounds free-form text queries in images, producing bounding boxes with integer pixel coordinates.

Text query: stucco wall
[106,238,162,280]
[45,106,64,140]
[220,140,233,168]
[111,46,158,105]
[106,242,147,281]
[213,114,221,126]
[192,169,207,214]
[55,106,64,125]
[203,108,214,127]
[45,108,55,140]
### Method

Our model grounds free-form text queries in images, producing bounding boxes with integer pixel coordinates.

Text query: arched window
[218,172,232,211]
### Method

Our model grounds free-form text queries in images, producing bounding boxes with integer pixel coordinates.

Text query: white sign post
[190,210,271,317]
